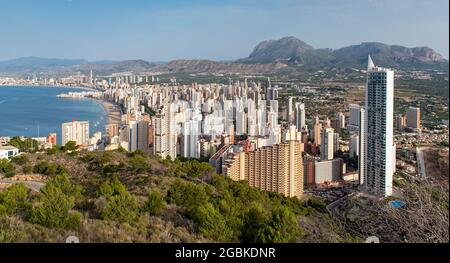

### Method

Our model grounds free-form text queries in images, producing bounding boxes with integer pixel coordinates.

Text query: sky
[0,0,448,61]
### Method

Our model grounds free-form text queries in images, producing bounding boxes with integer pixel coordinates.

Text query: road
[0,180,45,192]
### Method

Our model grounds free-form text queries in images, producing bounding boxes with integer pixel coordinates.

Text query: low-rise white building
[0,146,20,159]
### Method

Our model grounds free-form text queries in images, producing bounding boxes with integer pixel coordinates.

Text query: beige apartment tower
[224,141,304,198]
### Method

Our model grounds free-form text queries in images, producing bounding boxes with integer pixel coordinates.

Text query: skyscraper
[363,55,395,197]
[320,128,334,161]
[61,120,89,146]
[288,97,294,124]
[358,107,366,185]
[406,107,421,129]
[348,104,362,131]
[396,114,406,131]
[313,121,322,145]
[294,102,306,132]
[335,112,346,129]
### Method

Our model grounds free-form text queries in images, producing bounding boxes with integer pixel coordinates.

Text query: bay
[0,86,108,145]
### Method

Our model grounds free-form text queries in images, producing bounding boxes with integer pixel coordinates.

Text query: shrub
[98,179,139,224]
[0,184,30,216]
[33,161,67,176]
[29,178,81,229]
[22,165,33,174]
[166,180,209,213]
[192,203,233,242]
[143,190,165,216]
[62,141,78,152]
[128,155,149,173]
[0,159,15,177]
[11,155,28,165]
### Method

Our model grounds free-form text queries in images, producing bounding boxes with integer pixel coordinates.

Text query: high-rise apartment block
[224,141,304,198]
[362,56,395,197]
[61,120,89,146]
[406,107,421,129]
[320,128,334,161]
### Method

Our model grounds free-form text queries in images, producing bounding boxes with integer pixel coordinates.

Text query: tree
[192,203,233,242]
[98,179,139,224]
[181,160,214,177]
[8,137,39,152]
[240,203,269,243]
[143,190,165,216]
[166,180,209,213]
[0,184,30,216]
[33,161,68,176]
[0,159,15,178]
[62,141,78,152]
[29,177,81,229]
[264,206,303,242]
[128,155,150,173]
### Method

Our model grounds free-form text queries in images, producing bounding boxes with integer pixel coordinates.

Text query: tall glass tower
[363,55,396,197]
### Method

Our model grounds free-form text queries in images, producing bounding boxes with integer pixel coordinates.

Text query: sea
[0,86,108,145]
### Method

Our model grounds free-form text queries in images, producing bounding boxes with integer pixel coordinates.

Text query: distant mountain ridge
[239,37,447,69]
[0,37,447,75]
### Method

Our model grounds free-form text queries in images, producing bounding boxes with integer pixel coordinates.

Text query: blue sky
[0,0,448,61]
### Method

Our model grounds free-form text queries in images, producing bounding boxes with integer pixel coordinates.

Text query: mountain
[0,57,88,73]
[238,37,448,70]
[330,42,447,69]
[238,36,314,64]
[0,58,157,75]
[149,59,288,74]
[0,37,447,76]
[74,60,157,75]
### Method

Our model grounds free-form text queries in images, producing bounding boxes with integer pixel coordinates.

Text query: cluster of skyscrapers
[58,56,397,198]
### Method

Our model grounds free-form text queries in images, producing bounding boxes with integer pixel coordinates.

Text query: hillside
[149,59,288,74]
[0,150,352,243]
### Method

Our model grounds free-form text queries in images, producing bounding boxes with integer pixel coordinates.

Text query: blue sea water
[0,86,108,145]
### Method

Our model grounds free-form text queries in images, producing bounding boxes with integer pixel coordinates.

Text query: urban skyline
[0,1,447,246]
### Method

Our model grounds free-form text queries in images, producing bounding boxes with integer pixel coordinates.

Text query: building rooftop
[0,145,19,151]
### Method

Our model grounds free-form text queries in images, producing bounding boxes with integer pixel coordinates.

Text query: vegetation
[7,137,39,153]
[0,150,361,243]
[0,159,16,178]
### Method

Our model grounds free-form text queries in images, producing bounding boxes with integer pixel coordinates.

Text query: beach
[97,99,122,126]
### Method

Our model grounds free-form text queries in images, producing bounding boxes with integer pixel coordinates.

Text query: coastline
[0,84,95,91]
[94,98,122,126]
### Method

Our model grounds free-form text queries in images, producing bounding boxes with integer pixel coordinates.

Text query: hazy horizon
[0,0,448,61]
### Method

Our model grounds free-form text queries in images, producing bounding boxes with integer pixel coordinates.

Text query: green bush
[0,184,30,216]
[0,159,15,177]
[181,160,214,177]
[11,155,28,165]
[22,166,33,174]
[33,161,67,176]
[240,203,269,243]
[62,141,78,152]
[166,180,209,213]
[29,176,81,229]
[98,179,139,224]
[192,203,233,242]
[143,190,165,216]
[128,155,150,173]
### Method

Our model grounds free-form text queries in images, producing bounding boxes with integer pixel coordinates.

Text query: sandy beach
[97,99,122,125]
